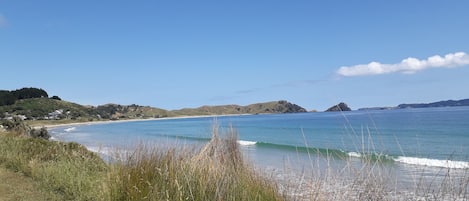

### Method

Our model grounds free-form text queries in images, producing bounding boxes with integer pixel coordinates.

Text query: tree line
[0,87,49,106]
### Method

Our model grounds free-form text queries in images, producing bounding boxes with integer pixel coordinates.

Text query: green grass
[0,127,285,201]
[0,167,59,201]
[0,133,108,200]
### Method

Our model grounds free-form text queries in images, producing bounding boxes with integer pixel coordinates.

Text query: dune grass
[0,126,284,201]
[0,133,108,200]
[106,125,283,201]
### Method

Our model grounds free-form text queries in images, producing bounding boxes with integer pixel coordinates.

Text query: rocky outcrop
[325,102,351,112]
[269,100,307,113]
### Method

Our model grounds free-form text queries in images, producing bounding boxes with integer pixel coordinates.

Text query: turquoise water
[50,106,469,182]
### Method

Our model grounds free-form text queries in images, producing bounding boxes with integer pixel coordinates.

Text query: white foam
[64,127,76,132]
[396,156,469,169]
[238,140,257,146]
[347,151,362,158]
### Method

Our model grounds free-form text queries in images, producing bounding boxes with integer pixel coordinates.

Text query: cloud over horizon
[336,52,469,77]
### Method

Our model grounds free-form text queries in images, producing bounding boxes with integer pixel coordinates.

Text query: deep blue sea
[50,106,469,186]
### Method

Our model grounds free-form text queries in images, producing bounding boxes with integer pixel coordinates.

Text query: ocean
[50,106,469,191]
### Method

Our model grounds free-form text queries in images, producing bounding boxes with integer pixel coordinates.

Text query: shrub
[29,127,50,140]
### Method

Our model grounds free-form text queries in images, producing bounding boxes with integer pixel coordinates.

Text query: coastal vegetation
[0,124,284,201]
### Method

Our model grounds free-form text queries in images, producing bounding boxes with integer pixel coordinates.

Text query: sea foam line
[238,140,257,146]
[64,127,76,132]
[395,156,469,169]
[346,151,469,169]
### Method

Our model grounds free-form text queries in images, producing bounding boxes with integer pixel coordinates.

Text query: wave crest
[238,140,257,146]
[64,127,76,132]
[395,156,469,169]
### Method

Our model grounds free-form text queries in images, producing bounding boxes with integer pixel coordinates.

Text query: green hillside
[171,100,307,116]
[94,104,170,119]
[0,98,94,120]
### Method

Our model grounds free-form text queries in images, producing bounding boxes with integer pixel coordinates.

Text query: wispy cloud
[0,13,7,27]
[235,88,262,94]
[212,79,324,102]
[336,52,469,77]
[209,95,238,102]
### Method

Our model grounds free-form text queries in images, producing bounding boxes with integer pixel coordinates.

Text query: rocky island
[325,102,352,112]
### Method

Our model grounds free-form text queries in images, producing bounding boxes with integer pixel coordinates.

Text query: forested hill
[397,99,469,109]
[0,87,49,106]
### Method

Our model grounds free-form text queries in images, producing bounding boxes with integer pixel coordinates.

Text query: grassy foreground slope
[0,128,285,201]
[0,167,57,201]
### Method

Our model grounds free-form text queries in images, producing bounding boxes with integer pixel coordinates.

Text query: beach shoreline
[39,113,252,129]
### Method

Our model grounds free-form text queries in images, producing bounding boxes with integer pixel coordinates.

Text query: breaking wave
[238,140,257,146]
[64,127,76,132]
[395,156,469,169]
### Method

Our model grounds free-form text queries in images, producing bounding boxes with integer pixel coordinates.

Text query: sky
[1,0,469,111]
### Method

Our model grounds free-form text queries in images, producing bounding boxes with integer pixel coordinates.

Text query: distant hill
[357,107,397,111]
[171,100,307,116]
[397,99,469,109]
[357,98,469,110]
[95,104,169,120]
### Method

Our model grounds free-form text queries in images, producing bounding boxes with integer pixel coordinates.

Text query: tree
[50,95,62,100]
[30,127,51,140]
[0,90,16,106]
[12,87,48,99]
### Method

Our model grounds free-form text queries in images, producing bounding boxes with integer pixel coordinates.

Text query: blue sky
[1,1,469,111]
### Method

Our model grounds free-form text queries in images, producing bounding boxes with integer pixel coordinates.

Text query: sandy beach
[40,114,251,129]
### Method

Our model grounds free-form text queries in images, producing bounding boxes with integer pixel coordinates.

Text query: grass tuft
[107,124,284,201]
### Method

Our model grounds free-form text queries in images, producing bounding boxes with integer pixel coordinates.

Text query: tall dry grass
[106,125,284,201]
[273,128,469,201]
